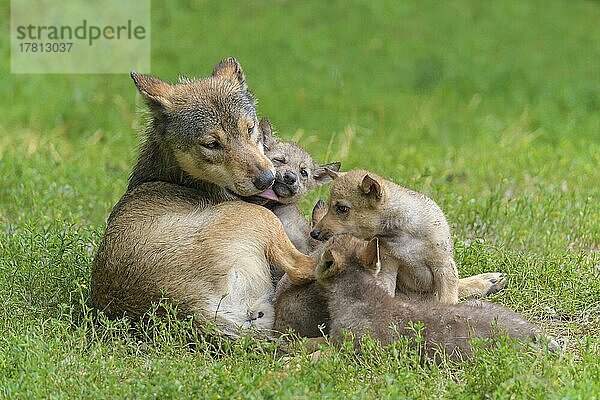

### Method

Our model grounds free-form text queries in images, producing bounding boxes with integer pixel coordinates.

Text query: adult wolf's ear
[212,57,247,91]
[260,117,276,150]
[131,71,174,116]
[360,174,383,201]
[361,238,381,275]
[313,162,341,184]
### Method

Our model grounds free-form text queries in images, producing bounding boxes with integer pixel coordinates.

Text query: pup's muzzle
[310,228,331,241]
[283,170,297,184]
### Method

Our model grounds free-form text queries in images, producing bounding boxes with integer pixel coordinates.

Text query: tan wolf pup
[315,234,559,361]
[91,58,316,338]
[311,169,507,304]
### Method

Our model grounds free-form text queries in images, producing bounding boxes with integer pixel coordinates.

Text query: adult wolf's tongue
[257,188,279,201]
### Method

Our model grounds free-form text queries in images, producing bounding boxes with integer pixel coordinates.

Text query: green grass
[1,0,599,398]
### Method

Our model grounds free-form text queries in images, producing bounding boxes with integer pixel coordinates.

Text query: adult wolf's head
[131,57,275,197]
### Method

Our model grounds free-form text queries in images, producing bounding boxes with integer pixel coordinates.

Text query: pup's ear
[131,71,174,116]
[212,57,247,91]
[260,117,276,150]
[360,174,383,201]
[361,237,381,275]
[322,248,334,263]
[313,164,341,184]
[316,248,340,280]
[311,199,327,227]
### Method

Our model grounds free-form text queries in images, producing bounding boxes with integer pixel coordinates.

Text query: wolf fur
[312,169,507,303]
[91,58,316,338]
[315,234,559,361]
[259,118,340,255]
[274,168,505,337]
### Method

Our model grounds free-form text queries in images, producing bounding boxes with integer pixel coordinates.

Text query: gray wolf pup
[260,118,340,255]
[315,234,559,361]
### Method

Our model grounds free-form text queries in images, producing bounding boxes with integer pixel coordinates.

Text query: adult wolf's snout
[253,170,275,190]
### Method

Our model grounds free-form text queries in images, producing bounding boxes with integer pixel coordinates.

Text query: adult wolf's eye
[247,123,255,136]
[300,168,308,178]
[335,204,349,214]
[273,157,286,164]
[203,141,221,150]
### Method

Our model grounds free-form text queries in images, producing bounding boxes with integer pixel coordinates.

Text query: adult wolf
[91,58,315,338]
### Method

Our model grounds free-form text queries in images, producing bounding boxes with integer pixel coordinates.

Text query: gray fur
[316,234,560,361]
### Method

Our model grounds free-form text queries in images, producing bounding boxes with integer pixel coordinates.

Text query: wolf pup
[251,119,338,337]
[316,234,559,361]
[271,196,332,337]
[311,169,507,303]
[259,118,340,255]
[91,58,316,338]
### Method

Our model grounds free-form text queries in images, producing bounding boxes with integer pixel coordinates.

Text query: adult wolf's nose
[283,171,297,184]
[310,228,321,240]
[253,170,275,190]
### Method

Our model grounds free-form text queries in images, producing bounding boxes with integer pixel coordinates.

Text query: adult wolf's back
[91,58,315,337]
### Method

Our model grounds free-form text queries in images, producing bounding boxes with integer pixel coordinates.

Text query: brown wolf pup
[91,58,316,338]
[273,202,332,337]
[315,234,559,361]
[311,169,507,303]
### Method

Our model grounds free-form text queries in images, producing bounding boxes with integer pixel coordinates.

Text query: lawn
[1,0,599,398]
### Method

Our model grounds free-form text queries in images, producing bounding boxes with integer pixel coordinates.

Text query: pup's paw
[459,272,508,298]
[480,272,508,296]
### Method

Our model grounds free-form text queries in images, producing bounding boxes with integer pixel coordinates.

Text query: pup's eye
[335,204,349,214]
[300,168,308,178]
[202,141,221,150]
[247,123,255,136]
